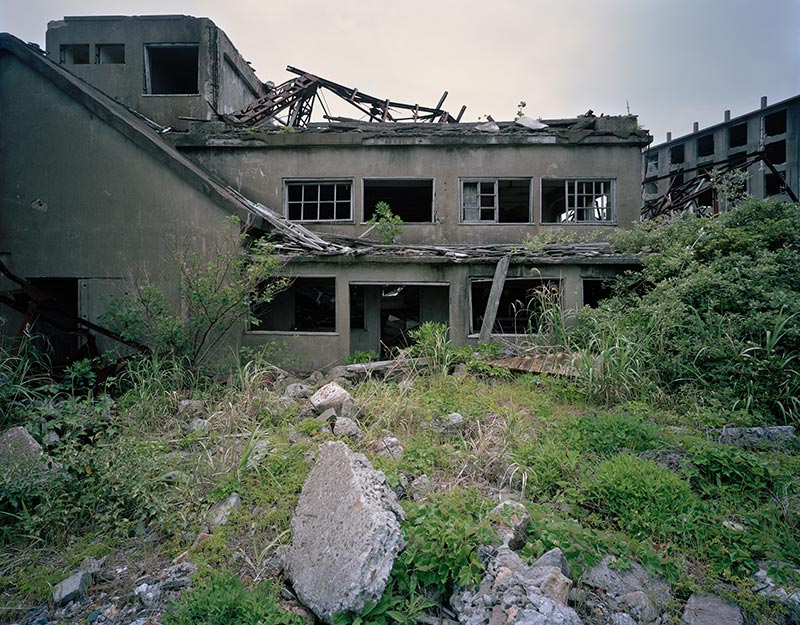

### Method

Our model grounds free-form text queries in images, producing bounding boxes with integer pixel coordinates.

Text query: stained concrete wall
[186,139,644,246]
[0,51,237,351]
[45,16,264,130]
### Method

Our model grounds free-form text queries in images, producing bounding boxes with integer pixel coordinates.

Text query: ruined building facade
[1,16,650,370]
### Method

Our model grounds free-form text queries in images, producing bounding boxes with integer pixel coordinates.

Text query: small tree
[103,217,286,369]
[368,202,404,244]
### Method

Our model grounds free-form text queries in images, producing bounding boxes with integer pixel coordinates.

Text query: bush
[572,407,663,456]
[163,569,302,625]
[581,453,702,541]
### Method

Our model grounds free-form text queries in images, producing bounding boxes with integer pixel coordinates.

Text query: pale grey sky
[2,0,799,144]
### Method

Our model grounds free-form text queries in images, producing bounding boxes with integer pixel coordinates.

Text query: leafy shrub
[510,437,582,499]
[408,322,456,374]
[163,569,302,625]
[572,407,663,456]
[400,489,494,593]
[581,453,702,541]
[367,202,404,244]
[346,350,381,365]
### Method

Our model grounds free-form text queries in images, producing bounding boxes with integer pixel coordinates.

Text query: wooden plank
[478,255,510,343]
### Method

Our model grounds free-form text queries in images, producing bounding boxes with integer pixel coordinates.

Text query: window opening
[645,153,658,175]
[765,173,786,197]
[363,179,433,223]
[764,110,787,136]
[97,44,125,64]
[252,277,336,332]
[286,181,352,221]
[541,179,614,223]
[349,284,366,330]
[461,179,531,223]
[582,278,614,308]
[470,278,560,334]
[765,140,786,165]
[145,44,199,94]
[697,134,714,158]
[644,182,658,195]
[728,122,748,148]
[60,44,89,64]
[670,144,685,165]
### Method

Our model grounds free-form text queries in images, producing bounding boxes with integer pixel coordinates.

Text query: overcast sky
[3,0,799,144]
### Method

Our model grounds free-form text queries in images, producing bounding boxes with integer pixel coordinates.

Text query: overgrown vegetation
[367,202,404,244]
[1,197,798,624]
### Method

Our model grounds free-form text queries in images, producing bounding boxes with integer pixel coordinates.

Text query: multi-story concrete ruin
[0,15,651,370]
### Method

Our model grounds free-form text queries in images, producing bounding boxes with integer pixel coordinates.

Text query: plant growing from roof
[368,202,404,244]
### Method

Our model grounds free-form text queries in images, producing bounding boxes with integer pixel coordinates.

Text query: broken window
[60,44,89,64]
[645,153,659,175]
[729,122,748,148]
[461,179,531,223]
[363,179,433,223]
[470,278,560,335]
[697,134,714,158]
[144,44,199,94]
[582,278,614,308]
[644,182,658,195]
[251,277,336,332]
[765,140,786,165]
[765,173,787,197]
[96,43,125,64]
[349,284,366,330]
[764,110,787,136]
[286,180,352,221]
[541,179,614,223]
[670,173,685,188]
[670,144,685,165]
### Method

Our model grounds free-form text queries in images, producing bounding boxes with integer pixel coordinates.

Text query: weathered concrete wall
[0,51,235,347]
[45,16,264,130]
[186,140,644,245]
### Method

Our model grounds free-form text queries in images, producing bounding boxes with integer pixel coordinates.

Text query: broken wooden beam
[478,255,510,343]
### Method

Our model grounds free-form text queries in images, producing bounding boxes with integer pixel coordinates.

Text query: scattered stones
[309,382,353,415]
[451,545,582,625]
[317,407,338,425]
[53,570,92,606]
[245,439,270,470]
[340,397,360,419]
[580,554,671,624]
[681,592,743,625]
[487,501,531,551]
[409,474,432,500]
[285,382,313,400]
[430,412,466,435]
[532,548,571,579]
[134,581,162,608]
[708,426,796,449]
[305,370,325,386]
[0,426,60,478]
[752,563,800,622]
[287,441,405,623]
[187,417,209,433]
[207,492,241,527]
[177,399,205,418]
[371,435,404,458]
[333,417,363,439]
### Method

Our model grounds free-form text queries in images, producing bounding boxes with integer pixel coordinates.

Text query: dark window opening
[286,181,352,221]
[729,122,748,148]
[97,43,125,64]
[470,278,560,334]
[582,278,614,308]
[764,110,787,136]
[252,277,336,332]
[765,173,787,197]
[645,153,658,175]
[696,187,714,209]
[765,140,786,165]
[644,182,658,195]
[697,134,714,158]
[60,44,89,64]
[349,284,366,330]
[670,173,685,188]
[727,153,748,169]
[541,179,614,223]
[145,44,199,94]
[670,144,685,165]
[461,179,531,223]
[363,179,433,223]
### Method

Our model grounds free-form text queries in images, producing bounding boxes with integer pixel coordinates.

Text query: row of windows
[284,177,616,225]
[645,109,788,173]
[251,277,612,335]
[59,43,200,95]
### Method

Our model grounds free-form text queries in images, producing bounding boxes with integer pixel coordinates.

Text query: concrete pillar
[693,121,699,132]
[761,96,768,109]
[724,110,731,122]
[666,131,672,142]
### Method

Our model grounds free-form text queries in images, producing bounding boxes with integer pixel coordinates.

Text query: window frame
[361,177,435,224]
[248,276,338,335]
[459,177,532,224]
[284,179,354,223]
[143,43,200,95]
[540,177,616,225]
[468,276,562,336]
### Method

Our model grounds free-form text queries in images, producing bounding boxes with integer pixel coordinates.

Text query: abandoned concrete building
[0,15,652,371]
[642,94,799,218]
